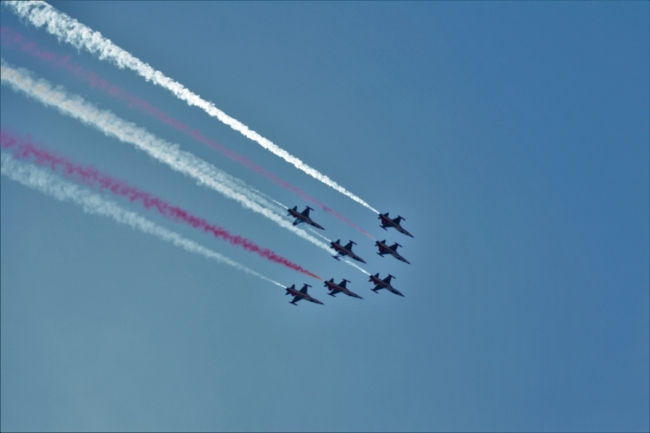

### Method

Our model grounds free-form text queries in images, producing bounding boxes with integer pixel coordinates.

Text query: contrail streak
[0,62,371,275]
[343,260,371,276]
[0,27,375,239]
[1,131,321,279]
[0,59,334,252]
[3,1,380,214]
[1,152,285,288]
[307,227,333,243]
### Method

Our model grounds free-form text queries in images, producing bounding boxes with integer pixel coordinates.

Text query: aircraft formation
[286,207,413,306]
[0,5,415,310]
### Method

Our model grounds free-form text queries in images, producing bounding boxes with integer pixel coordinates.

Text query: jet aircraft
[285,283,324,306]
[324,278,363,299]
[378,212,413,238]
[288,206,324,230]
[375,240,411,264]
[330,239,367,263]
[369,273,404,297]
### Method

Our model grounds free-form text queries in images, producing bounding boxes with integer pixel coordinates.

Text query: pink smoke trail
[0,130,322,280]
[0,27,375,240]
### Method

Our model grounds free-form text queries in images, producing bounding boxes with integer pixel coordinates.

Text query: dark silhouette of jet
[288,206,324,230]
[378,213,413,238]
[375,240,410,264]
[324,278,363,299]
[330,239,366,263]
[285,283,324,306]
[369,273,404,297]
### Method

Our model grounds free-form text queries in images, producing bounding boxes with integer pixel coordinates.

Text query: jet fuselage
[288,206,324,230]
[368,273,404,297]
[330,240,366,264]
[375,240,410,264]
[324,279,363,299]
[285,284,324,305]
[379,213,413,238]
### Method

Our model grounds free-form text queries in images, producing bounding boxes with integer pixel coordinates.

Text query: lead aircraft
[288,206,324,230]
[324,278,363,299]
[369,273,404,297]
[286,283,324,306]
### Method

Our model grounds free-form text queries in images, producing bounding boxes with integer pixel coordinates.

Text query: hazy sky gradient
[1,2,648,431]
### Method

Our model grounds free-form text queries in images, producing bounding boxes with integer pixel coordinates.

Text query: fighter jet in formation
[286,283,324,306]
[378,213,413,238]
[324,278,363,299]
[375,240,410,264]
[330,239,367,263]
[282,208,416,305]
[288,206,325,230]
[369,273,404,297]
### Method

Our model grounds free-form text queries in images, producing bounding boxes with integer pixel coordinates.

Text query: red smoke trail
[0,27,375,240]
[0,130,322,280]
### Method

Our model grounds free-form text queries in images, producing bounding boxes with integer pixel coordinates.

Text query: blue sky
[1,2,648,431]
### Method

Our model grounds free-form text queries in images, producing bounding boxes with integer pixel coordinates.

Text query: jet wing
[373,285,384,291]
[293,218,303,226]
[299,286,309,294]
[329,288,341,296]
[301,208,311,217]
[291,295,302,303]
[339,280,348,288]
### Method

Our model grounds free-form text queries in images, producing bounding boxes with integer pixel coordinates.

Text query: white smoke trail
[4,0,379,214]
[0,59,331,253]
[307,227,332,243]
[343,260,370,276]
[1,152,284,287]
[267,197,289,212]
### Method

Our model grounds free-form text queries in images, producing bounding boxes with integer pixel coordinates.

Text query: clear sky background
[1,2,648,431]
